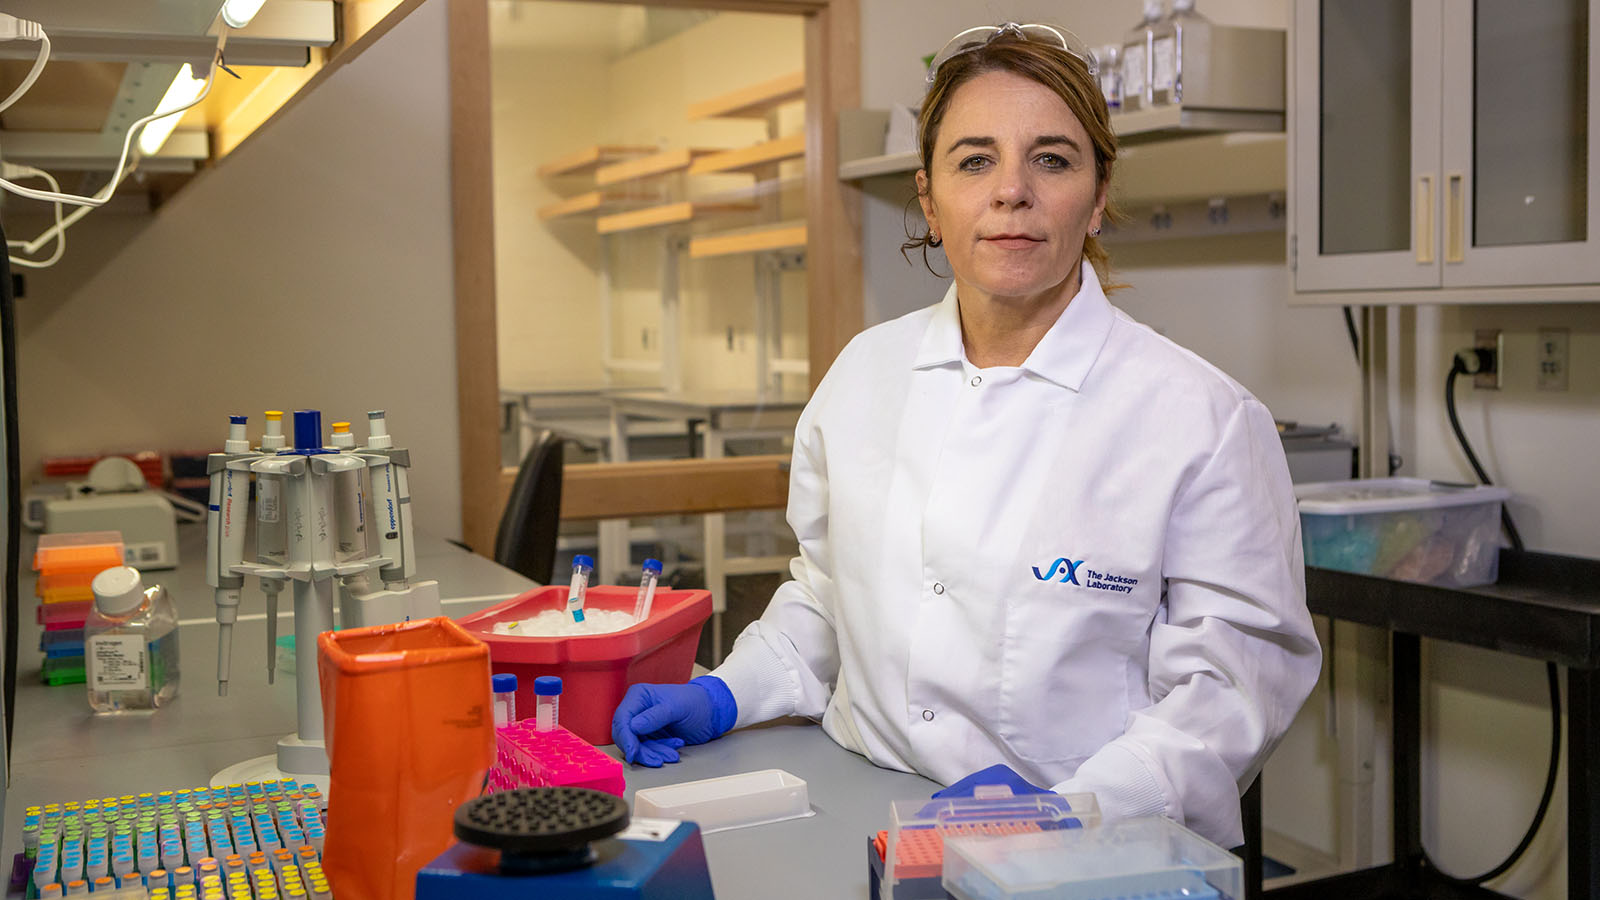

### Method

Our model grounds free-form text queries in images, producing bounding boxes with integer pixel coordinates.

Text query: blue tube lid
[491,673,517,693]
[642,558,663,573]
[571,555,594,570]
[534,676,563,696]
[229,415,248,425]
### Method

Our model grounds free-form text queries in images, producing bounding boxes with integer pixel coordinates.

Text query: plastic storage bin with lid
[1295,477,1511,587]
[455,583,712,745]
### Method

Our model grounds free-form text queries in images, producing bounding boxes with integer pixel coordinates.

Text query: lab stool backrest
[494,429,564,586]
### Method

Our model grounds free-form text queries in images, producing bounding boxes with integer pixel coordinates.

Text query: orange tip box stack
[456,585,712,746]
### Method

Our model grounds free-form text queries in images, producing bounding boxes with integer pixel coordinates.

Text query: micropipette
[566,556,594,623]
[632,558,663,623]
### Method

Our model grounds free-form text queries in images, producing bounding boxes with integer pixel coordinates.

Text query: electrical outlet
[1474,328,1502,390]
[1537,327,1570,391]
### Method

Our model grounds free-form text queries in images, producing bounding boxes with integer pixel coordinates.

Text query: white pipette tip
[218,680,229,697]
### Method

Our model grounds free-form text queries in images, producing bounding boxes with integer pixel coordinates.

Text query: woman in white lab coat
[612,23,1322,847]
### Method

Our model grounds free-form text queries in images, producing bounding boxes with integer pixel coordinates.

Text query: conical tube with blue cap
[566,555,593,623]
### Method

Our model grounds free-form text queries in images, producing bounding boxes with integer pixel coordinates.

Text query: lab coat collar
[911,262,1115,392]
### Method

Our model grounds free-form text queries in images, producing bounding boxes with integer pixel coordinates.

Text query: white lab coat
[711,263,1322,846]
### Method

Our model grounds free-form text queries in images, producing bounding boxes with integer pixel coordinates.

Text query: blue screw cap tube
[534,676,562,732]
[491,673,517,727]
[632,559,664,623]
[566,556,594,623]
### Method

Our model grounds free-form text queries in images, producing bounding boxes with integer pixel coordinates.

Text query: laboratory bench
[1260,550,1600,900]
[3,523,535,851]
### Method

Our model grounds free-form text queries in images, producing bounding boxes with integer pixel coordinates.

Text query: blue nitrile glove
[932,764,1053,799]
[611,676,738,767]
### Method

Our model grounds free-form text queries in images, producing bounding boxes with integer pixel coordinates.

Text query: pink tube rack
[487,721,625,797]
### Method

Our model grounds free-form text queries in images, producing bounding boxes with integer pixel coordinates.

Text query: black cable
[1341,306,1360,363]
[2,219,20,763]
[1425,358,1554,887]
[1444,358,1525,551]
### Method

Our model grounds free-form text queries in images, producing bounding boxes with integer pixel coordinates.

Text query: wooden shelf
[689,220,807,258]
[596,201,759,235]
[688,71,804,121]
[595,148,726,187]
[689,133,806,176]
[538,191,641,221]
[537,144,657,178]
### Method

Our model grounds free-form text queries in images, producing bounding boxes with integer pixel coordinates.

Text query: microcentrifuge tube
[534,676,562,732]
[632,559,663,623]
[566,556,594,623]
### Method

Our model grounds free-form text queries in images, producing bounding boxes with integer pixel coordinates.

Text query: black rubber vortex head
[454,788,630,857]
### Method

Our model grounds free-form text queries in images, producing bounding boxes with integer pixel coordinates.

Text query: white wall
[858,2,1594,898]
[12,0,463,538]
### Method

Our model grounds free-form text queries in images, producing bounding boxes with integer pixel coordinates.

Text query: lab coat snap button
[970,375,982,387]
[922,709,935,721]
[933,582,945,595]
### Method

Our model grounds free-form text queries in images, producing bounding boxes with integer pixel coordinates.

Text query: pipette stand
[206,410,440,793]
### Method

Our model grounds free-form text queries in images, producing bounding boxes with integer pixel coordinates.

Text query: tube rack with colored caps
[13,780,331,898]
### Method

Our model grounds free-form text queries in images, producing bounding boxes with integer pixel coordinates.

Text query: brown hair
[902,32,1121,289]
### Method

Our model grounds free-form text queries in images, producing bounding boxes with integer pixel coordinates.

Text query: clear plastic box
[632,769,813,833]
[1295,478,1511,587]
[941,815,1242,900]
[885,790,1100,886]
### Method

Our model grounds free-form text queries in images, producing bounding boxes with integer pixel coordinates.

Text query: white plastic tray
[632,768,814,833]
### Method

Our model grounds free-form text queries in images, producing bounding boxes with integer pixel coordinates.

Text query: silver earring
[1091,227,1102,237]
[929,233,942,247]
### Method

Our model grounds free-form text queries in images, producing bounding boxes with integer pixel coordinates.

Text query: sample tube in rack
[534,676,562,732]
[492,673,517,727]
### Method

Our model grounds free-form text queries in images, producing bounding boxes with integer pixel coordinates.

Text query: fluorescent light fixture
[222,0,270,29]
[138,64,208,156]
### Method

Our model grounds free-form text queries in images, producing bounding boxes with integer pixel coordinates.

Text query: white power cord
[0,14,47,116]
[2,162,65,268]
[0,13,228,210]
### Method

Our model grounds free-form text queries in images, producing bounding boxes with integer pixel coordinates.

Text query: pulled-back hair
[903,33,1120,288]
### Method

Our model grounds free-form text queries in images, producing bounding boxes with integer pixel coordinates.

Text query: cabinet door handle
[1416,174,1435,263]
[1446,172,1465,263]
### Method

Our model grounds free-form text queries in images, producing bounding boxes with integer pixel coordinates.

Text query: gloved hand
[932,764,1053,799]
[611,676,738,767]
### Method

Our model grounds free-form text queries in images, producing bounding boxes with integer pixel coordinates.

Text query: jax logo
[1033,557,1141,594]
[1032,558,1083,584]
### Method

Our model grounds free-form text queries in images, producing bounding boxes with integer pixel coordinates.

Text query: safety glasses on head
[925,22,1097,84]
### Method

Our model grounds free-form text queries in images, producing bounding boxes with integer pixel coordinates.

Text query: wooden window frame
[449,0,863,550]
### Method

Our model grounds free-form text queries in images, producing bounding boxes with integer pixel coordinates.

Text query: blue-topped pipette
[566,555,593,623]
[632,558,663,623]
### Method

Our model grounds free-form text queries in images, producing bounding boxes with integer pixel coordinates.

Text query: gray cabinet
[1291,0,1600,302]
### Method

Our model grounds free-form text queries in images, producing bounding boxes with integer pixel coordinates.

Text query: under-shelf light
[222,0,269,29]
[137,63,208,156]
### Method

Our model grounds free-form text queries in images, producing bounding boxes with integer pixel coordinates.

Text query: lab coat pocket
[996,587,1134,766]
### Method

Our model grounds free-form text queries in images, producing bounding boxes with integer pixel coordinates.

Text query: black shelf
[1305,550,1600,668]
